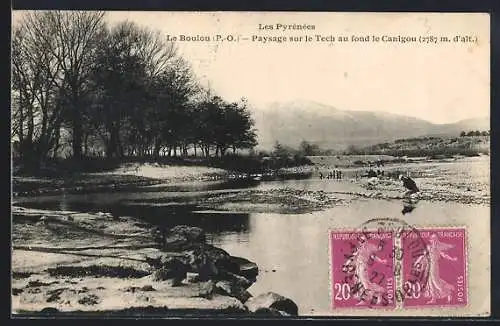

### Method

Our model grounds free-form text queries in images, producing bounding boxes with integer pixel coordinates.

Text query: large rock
[215,280,252,303]
[182,246,259,281]
[151,257,189,286]
[146,244,258,289]
[163,225,206,251]
[245,292,298,316]
[183,244,235,281]
[224,272,253,290]
[229,256,259,280]
[197,280,216,299]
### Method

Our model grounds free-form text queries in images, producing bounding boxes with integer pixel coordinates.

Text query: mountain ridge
[251,100,489,151]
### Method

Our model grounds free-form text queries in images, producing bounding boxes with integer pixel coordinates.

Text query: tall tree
[215,98,257,156]
[195,96,225,157]
[11,19,64,168]
[148,57,198,158]
[88,22,149,158]
[21,11,106,160]
[119,21,179,157]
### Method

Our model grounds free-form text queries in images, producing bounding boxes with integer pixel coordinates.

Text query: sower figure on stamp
[414,233,457,304]
[351,241,388,305]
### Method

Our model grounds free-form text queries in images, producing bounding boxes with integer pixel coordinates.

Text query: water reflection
[148,179,260,192]
[21,198,252,235]
[401,197,419,215]
[59,193,70,212]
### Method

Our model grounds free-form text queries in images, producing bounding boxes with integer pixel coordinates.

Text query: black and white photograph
[11,11,490,317]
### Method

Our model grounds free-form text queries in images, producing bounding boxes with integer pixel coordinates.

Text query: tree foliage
[460,130,489,137]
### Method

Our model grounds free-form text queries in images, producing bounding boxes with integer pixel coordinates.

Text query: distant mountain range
[252,100,490,151]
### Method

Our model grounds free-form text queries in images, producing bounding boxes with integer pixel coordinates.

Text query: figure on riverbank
[399,174,419,197]
[319,170,343,180]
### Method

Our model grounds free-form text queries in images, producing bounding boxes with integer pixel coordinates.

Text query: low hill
[347,135,490,158]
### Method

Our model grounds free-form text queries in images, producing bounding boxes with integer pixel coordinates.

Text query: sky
[12,11,490,124]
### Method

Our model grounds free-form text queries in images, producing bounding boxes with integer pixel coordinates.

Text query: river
[12,174,490,316]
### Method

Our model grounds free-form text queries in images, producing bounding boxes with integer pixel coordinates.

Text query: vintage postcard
[11,11,490,317]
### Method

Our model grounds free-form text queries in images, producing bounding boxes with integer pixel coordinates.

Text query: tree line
[257,140,334,158]
[11,11,257,170]
[459,130,490,137]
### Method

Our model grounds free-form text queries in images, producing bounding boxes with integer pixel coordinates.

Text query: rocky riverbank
[11,206,298,316]
[355,175,489,206]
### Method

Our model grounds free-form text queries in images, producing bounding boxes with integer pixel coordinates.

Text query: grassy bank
[12,155,314,197]
[13,154,313,177]
[12,173,162,197]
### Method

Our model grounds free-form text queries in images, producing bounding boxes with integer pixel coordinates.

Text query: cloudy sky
[13,11,490,124]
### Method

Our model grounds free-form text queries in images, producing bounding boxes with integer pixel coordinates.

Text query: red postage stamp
[401,227,467,308]
[329,230,396,309]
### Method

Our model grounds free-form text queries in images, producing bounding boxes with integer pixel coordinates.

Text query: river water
[13,174,490,316]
